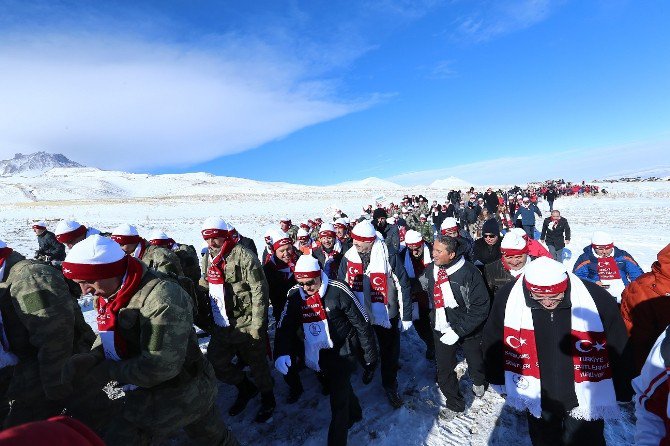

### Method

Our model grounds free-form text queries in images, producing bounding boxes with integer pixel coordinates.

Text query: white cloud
[387,139,670,186]
[0,32,373,171]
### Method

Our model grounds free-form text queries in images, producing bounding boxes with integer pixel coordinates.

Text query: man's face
[432,241,456,266]
[483,233,498,246]
[297,275,322,297]
[443,228,458,237]
[280,222,290,232]
[375,216,386,228]
[408,244,424,259]
[320,236,335,250]
[504,253,527,270]
[118,243,139,255]
[275,244,293,263]
[33,228,45,236]
[594,246,614,257]
[206,237,227,255]
[353,239,374,254]
[530,291,565,310]
[74,276,123,299]
[551,211,560,219]
[335,226,347,238]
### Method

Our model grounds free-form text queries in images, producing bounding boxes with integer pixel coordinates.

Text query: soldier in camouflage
[200,217,276,423]
[0,239,95,428]
[280,218,299,242]
[416,214,435,244]
[60,235,237,445]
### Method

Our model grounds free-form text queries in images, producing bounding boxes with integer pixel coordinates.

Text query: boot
[286,384,303,404]
[316,371,330,395]
[254,392,276,423]
[228,376,259,416]
[384,387,403,409]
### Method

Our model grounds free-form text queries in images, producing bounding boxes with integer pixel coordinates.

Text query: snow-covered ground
[1,179,668,445]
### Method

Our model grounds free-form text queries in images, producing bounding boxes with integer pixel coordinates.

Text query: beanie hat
[32,221,47,230]
[294,255,321,280]
[405,230,423,248]
[333,218,348,229]
[201,217,230,240]
[299,221,310,230]
[523,257,568,294]
[62,235,127,281]
[372,208,388,220]
[591,231,614,249]
[297,228,310,241]
[351,221,377,243]
[111,224,141,245]
[55,220,87,244]
[149,229,175,247]
[386,217,396,225]
[500,232,528,256]
[268,229,292,251]
[440,217,458,232]
[511,227,529,241]
[318,223,336,238]
[482,218,500,236]
[280,217,292,225]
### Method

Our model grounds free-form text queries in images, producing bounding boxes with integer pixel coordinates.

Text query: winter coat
[142,245,184,277]
[573,246,644,287]
[36,230,66,261]
[482,278,633,415]
[263,251,301,321]
[375,223,400,253]
[484,191,499,213]
[456,230,475,262]
[483,258,515,299]
[473,237,501,267]
[336,245,413,322]
[464,205,479,225]
[540,217,571,249]
[418,258,490,340]
[238,235,258,258]
[545,188,558,202]
[513,203,542,226]
[275,278,378,366]
[416,222,434,243]
[312,246,344,280]
[621,243,670,373]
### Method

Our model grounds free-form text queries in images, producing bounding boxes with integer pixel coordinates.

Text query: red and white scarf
[132,239,148,260]
[501,273,618,420]
[322,241,342,279]
[299,272,334,371]
[432,257,465,334]
[206,239,238,327]
[593,248,624,301]
[550,217,560,231]
[344,239,399,329]
[97,257,143,361]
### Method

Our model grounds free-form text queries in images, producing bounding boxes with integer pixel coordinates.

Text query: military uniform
[142,244,184,277]
[416,222,434,243]
[75,262,236,445]
[286,224,299,242]
[0,251,93,427]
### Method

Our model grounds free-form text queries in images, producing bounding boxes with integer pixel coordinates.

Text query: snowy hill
[330,176,403,189]
[428,176,474,190]
[598,166,670,181]
[0,152,83,176]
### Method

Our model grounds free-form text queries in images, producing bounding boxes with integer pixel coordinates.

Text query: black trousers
[433,330,486,412]
[321,352,361,446]
[373,315,400,390]
[413,307,434,354]
[526,411,605,446]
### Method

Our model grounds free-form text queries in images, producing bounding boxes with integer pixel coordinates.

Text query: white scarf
[344,239,400,329]
[432,257,465,334]
[509,257,531,278]
[208,253,231,328]
[501,272,619,420]
[299,272,334,371]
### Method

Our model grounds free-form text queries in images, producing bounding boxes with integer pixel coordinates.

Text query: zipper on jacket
[550,311,554,322]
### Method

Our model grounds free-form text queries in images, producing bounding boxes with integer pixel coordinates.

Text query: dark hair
[434,234,458,253]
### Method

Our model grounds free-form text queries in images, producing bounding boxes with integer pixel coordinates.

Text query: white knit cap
[294,255,321,279]
[511,227,527,238]
[268,229,291,250]
[150,229,170,241]
[202,217,229,231]
[405,230,423,246]
[386,217,395,225]
[111,224,139,237]
[55,220,82,236]
[351,220,376,242]
[334,218,348,228]
[441,217,458,230]
[591,231,613,247]
[32,221,47,229]
[524,257,568,294]
[62,234,127,280]
[500,232,528,255]
[297,228,309,238]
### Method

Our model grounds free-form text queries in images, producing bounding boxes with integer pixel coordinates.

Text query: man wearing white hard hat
[60,235,237,445]
[573,231,643,303]
[275,255,377,446]
[54,220,100,250]
[32,220,66,262]
[199,217,275,423]
[483,257,632,446]
[337,220,411,409]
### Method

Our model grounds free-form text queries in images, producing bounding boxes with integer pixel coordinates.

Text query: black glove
[362,361,377,385]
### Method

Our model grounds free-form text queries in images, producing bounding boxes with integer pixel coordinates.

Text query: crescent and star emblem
[372,276,383,286]
[505,335,526,349]
[348,266,356,276]
[575,339,606,353]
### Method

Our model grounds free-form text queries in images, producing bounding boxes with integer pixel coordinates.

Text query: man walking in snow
[32,221,66,262]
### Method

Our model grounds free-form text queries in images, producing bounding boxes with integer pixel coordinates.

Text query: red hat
[62,235,128,281]
[110,224,141,246]
[523,257,568,294]
[440,217,458,234]
[500,233,528,256]
[55,220,87,244]
[268,229,292,251]
[201,217,231,240]
[294,255,321,280]
[404,230,423,248]
[351,221,376,243]
[318,222,336,239]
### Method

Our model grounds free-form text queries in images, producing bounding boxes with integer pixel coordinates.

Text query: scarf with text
[593,248,624,300]
[299,272,334,371]
[432,257,465,334]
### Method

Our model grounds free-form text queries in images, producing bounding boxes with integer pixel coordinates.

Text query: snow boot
[384,387,403,409]
[228,376,259,416]
[254,392,276,423]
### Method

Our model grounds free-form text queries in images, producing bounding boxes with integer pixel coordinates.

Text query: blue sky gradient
[0,1,668,185]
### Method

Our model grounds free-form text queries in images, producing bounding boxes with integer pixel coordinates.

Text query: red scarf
[206,238,238,285]
[97,257,143,360]
[597,257,621,280]
[302,291,327,324]
[272,251,297,281]
[0,247,12,268]
[433,268,449,310]
[346,261,364,292]
[552,217,560,230]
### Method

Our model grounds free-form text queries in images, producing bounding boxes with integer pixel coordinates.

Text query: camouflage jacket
[91,263,203,389]
[417,222,434,243]
[286,225,299,242]
[142,245,184,277]
[199,244,269,335]
[0,251,84,401]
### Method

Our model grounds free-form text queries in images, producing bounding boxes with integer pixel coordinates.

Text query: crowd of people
[0,182,666,446]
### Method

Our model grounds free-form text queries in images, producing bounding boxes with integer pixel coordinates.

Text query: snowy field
[1,179,669,445]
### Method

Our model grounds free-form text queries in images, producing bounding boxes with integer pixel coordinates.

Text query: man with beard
[372,208,400,252]
[484,232,533,299]
[312,223,344,280]
[540,210,571,263]
[338,221,412,408]
[402,230,435,360]
[199,217,275,423]
[334,218,353,252]
[417,235,490,418]
[32,221,66,262]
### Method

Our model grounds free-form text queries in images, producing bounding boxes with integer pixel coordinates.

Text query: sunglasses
[297,279,317,288]
[483,233,497,239]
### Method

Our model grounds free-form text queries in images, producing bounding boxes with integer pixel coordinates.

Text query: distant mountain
[429,176,474,190]
[0,152,84,176]
[598,166,670,182]
[330,177,402,189]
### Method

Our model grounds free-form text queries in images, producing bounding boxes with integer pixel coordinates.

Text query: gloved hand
[249,328,262,341]
[362,361,377,385]
[61,353,99,386]
[439,326,460,345]
[400,320,414,332]
[275,355,292,375]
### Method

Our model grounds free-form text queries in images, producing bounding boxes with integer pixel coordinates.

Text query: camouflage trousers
[207,328,274,393]
[103,360,237,446]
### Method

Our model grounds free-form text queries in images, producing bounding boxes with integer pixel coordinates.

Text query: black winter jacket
[263,251,301,321]
[36,230,66,261]
[473,237,501,266]
[274,278,378,366]
[540,217,571,250]
[312,246,344,280]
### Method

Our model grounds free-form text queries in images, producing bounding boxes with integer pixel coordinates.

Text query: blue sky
[0,1,668,185]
